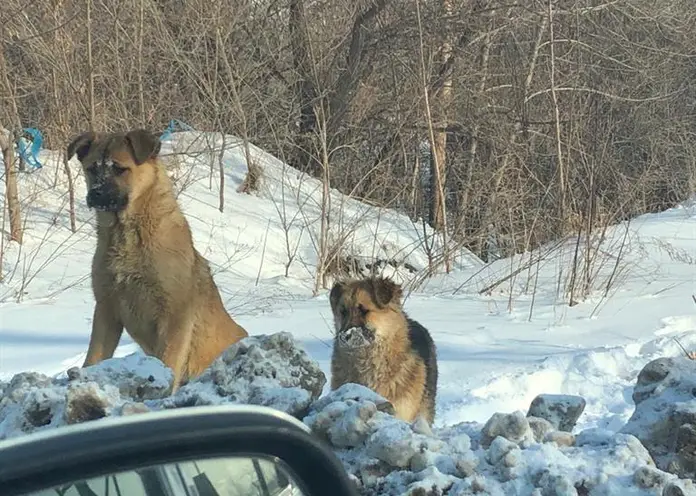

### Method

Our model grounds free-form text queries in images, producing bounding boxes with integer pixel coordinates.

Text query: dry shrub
[236,160,263,195]
[321,234,418,287]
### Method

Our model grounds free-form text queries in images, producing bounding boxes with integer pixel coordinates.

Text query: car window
[24,456,303,496]
[164,457,299,496]
[28,469,150,496]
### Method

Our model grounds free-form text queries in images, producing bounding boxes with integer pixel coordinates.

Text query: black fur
[329,281,345,311]
[405,314,438,421]
[369,276,401,308]
[66,131,96,162]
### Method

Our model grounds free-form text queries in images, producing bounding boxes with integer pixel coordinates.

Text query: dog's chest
[105,237,154,288]
[95,228,162,321]
[108,250,162,350]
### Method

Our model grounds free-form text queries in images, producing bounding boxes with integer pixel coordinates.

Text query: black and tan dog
[67,129,248,392]
[329,276,438,425]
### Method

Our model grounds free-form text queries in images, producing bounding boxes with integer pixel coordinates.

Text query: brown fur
[67,129,248,392]
[329,277,438,425]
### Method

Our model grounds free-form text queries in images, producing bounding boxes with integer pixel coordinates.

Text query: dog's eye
[358,304,368,316]
[112,164,127,176]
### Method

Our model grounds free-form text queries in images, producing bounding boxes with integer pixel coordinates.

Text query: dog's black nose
[86,187,128,212]
[86,189,102,207]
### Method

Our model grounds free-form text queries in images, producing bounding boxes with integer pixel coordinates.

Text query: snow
[305,384,695,494]
[620,356,696,481]
[1,130,696,494]
[0,332,325,440]
[527,394,586,432]
[159,332,326,416]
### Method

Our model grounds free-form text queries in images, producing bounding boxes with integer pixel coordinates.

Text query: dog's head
[66,129,162,213]
[329,276,404,350]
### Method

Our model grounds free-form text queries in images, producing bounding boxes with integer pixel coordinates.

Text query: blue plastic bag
[16,127,43,169]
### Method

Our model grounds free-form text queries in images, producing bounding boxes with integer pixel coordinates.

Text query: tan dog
[329,276,438,425]
[67,129,248,392]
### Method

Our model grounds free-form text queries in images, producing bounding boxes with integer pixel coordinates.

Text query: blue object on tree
[16,128,43,169]
[160,119,194,141]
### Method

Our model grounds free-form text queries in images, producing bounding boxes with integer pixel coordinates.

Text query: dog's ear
[124,129,161,165]
[372,277,402,308]
[329,281,346,312]
[67,132,96,162]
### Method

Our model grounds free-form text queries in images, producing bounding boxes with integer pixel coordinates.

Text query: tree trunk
[63,151,77,233]
[456,16,493,237]
[137,0,146,125]
[0,131,23,244]
[547,0,567,233]
[313,102,332,295]
[429,0,454,234]
[288,0,392,177]
[288,0,320,175]
[86,0,96,129]
[481,14,548,256]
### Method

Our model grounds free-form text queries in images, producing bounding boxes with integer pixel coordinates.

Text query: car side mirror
[0,405,359,496]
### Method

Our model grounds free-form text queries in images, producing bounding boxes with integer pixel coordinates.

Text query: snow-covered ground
[1,131,695,494]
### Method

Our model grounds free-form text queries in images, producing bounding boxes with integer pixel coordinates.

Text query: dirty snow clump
[622,356,696,481]
[526,393,586,432]
[305,385,696,495]
[161,332,326,417]
[0,332,326,438]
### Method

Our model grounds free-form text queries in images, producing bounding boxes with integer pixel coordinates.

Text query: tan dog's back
[69,129,248,390]
[185,250,249,378]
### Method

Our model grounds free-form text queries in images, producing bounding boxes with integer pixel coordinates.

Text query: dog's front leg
[154,309,195,393]
[83,301,124,367]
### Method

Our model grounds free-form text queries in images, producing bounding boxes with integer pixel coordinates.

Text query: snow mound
[0,332,325,440]
[304,384,696,496]
[622,357,696,481]
[0,369,128,439]
[160,332,326,417]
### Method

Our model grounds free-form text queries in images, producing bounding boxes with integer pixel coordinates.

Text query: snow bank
[306,384,696,495]
[2,334,696,495]
[0,332,325,439]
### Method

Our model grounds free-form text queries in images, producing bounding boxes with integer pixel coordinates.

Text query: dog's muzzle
[337,326,375,350]
[87,187,128,212]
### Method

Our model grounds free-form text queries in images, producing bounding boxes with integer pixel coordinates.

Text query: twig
[255,219,271,287]
[673,337,695,360]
